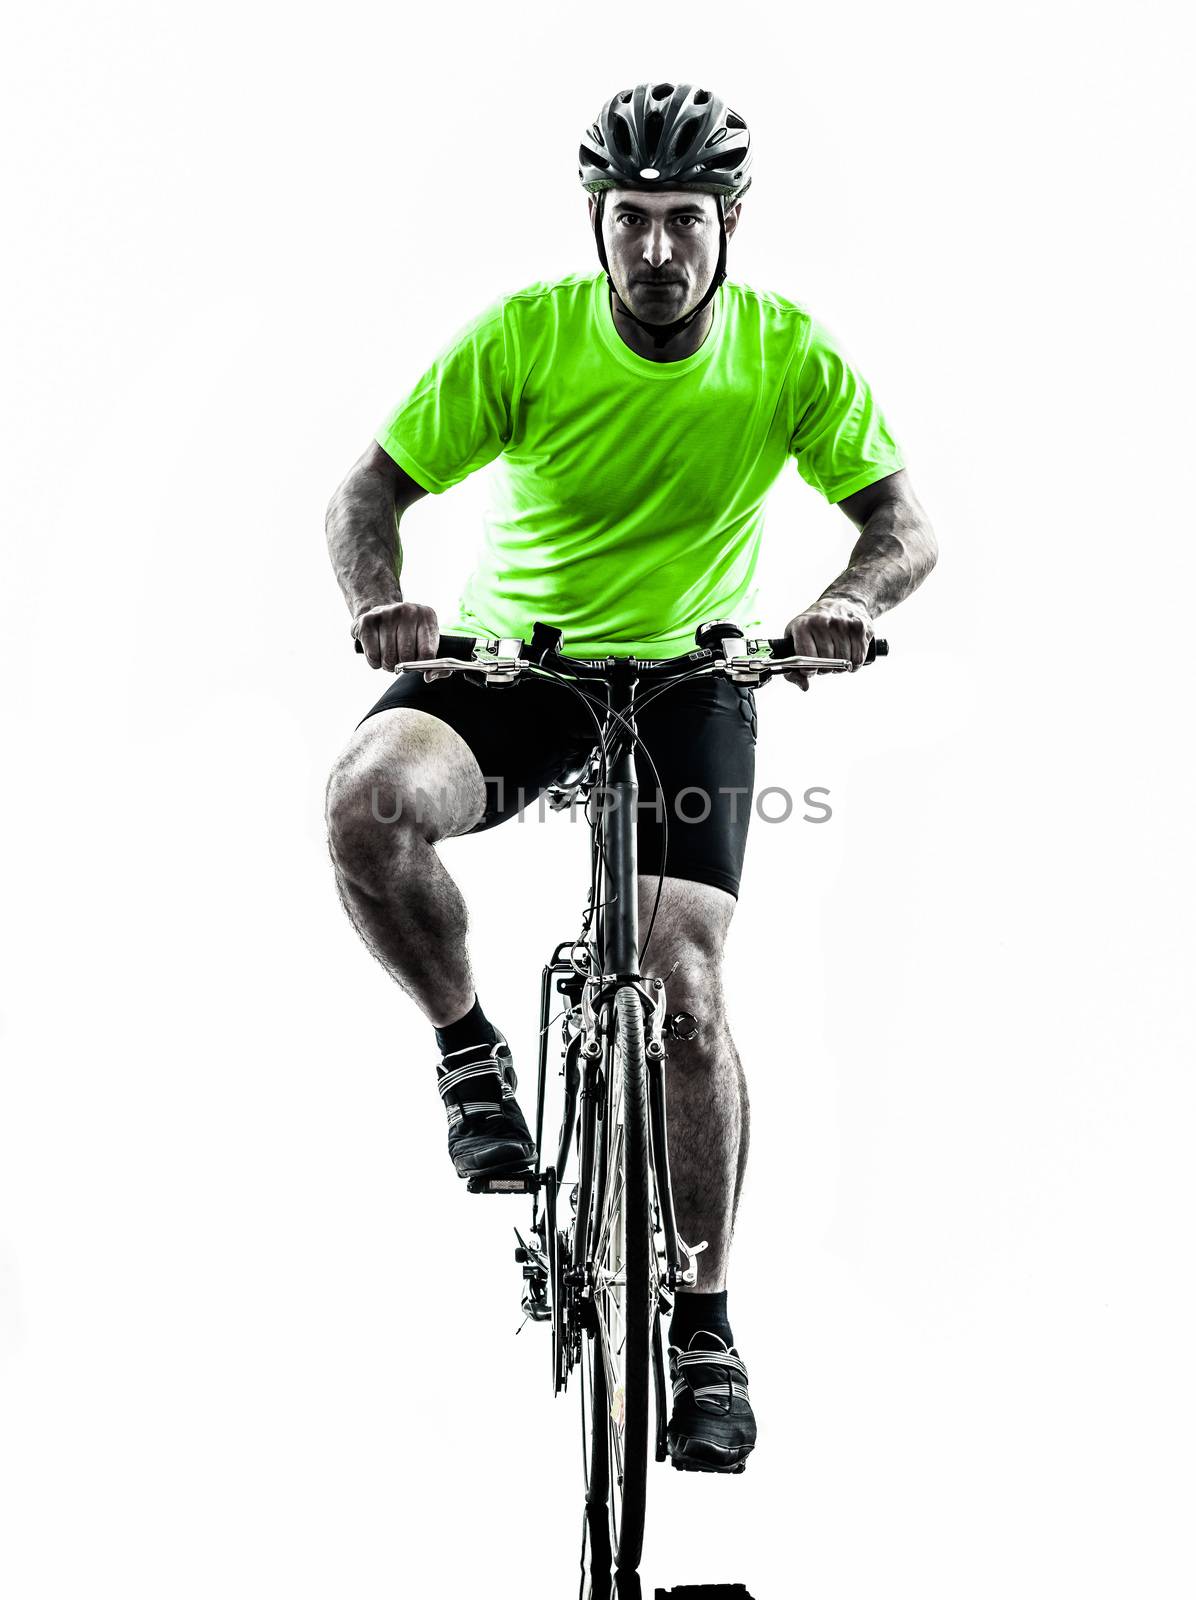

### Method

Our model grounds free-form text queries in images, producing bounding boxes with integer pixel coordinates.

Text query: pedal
[466,1170,543,1195]
[668,1452,751,1475]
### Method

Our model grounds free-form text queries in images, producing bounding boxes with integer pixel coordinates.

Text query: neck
[608,290,715,363]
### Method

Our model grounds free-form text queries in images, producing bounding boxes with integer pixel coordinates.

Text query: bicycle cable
[526,664,674,971]
[551,656,739,962]
[522,667,617,972]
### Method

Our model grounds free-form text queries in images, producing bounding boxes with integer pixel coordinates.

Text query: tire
[588,985,651,1571]
[583,1121,611,1507]
[582,1327,609,1506]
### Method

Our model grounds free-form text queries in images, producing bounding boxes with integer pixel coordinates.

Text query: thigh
[632,677,757,900]
[637,874,736,963]
[356,669,594,834]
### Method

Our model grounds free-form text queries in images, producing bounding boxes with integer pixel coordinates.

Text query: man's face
[588,187,741,324]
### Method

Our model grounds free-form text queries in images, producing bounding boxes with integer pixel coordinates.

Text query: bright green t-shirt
[376,269,904,659]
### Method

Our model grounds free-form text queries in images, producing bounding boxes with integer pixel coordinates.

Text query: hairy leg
[728,1030,751,1229]
[637,875,748,1292]
[326,707,487,1027]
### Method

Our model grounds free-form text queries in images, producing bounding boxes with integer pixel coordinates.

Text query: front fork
[525,963,703,1362]
[577,974,704,1297]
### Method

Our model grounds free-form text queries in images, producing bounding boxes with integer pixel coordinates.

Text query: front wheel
[587,985,652,1571]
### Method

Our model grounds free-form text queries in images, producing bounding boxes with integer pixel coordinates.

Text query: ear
[723,200,743,239]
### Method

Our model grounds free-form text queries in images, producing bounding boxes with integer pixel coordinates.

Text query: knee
[325,753,423,882]
[655,946,727,1043]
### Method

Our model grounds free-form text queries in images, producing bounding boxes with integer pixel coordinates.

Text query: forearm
[325,466,405,618]
[820,496,938,619]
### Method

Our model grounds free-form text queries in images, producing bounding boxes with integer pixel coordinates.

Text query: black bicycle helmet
[579,83,752,349]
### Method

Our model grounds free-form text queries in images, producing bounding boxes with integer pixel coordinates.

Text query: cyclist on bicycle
[325,81,937,1474]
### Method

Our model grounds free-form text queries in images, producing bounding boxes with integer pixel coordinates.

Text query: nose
[642,222,672,270]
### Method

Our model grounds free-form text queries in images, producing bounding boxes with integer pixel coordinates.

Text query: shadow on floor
[579,1503,757,1599]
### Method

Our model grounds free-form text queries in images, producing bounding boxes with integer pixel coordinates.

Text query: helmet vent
[651,82,675,100]
[581,144,611,171]
[610,116,634,158]
[644,108,664,159]
[704,147,743,170]
[726,111,746,129]
[693,88,712,105]
[671,120,699,160]
[703,127,728,148]
[619,90,633,104]
[589,124,605,147]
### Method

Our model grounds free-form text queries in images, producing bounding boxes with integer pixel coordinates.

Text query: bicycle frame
[540,668,690,1246]
[589,661,688,1295]
[509,660,699,1433]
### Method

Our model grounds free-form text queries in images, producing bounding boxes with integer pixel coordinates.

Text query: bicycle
[358,617,887,1571]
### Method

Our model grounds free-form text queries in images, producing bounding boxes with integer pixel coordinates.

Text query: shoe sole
[453,1151,536,1181]
[667,1437,754,1475]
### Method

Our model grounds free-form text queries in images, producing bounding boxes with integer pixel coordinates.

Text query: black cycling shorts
[357,669,758,900]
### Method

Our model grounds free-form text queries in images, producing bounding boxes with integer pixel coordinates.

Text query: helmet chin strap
[592,191,728,351]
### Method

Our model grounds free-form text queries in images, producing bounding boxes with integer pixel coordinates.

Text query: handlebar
[352,622,888,681]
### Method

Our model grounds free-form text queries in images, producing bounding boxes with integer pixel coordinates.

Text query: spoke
[605,1290,628,1351]
[596,1316,625,1484]
[593,1129,625,1268]
[598,1276,628,1358]
[596,1303,620,1396]
[610,1412,625,1509]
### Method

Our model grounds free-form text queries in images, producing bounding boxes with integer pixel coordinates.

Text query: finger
[797,631,830,675]
[789,618,818,659]
[783,668,810,691]
[819,617,841,667]
[846,615,869,669]
[358,615,381,669]
[829,618,855,671]
[847,617,866,669]
[859,618,875,668]
[417,610,439,661]
[379,613,401,674]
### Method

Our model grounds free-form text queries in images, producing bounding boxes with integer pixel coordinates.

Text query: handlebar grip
[353,632,478,658]
[767,636,888,662]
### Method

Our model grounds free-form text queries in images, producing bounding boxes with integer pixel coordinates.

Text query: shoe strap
[670,1346,749,1382]
[437,1040,515,1107]
[438,1059,504,1100]
[677,1380,752,1408]
[669,1347,751,1413]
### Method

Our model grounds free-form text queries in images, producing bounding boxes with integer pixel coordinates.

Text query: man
[325,82,937,1473]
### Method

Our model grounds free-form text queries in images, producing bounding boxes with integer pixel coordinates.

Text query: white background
[2,2,1193,1595]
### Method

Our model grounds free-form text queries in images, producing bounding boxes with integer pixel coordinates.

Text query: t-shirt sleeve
[374,301,513,494]
[789,319,905,503]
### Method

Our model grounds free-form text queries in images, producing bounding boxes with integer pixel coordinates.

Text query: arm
[325,441,434,670]
[782,468,938,688]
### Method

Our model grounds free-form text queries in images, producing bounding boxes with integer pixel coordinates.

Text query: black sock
[669,1289,734,1349]
[434,994,499,1060]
